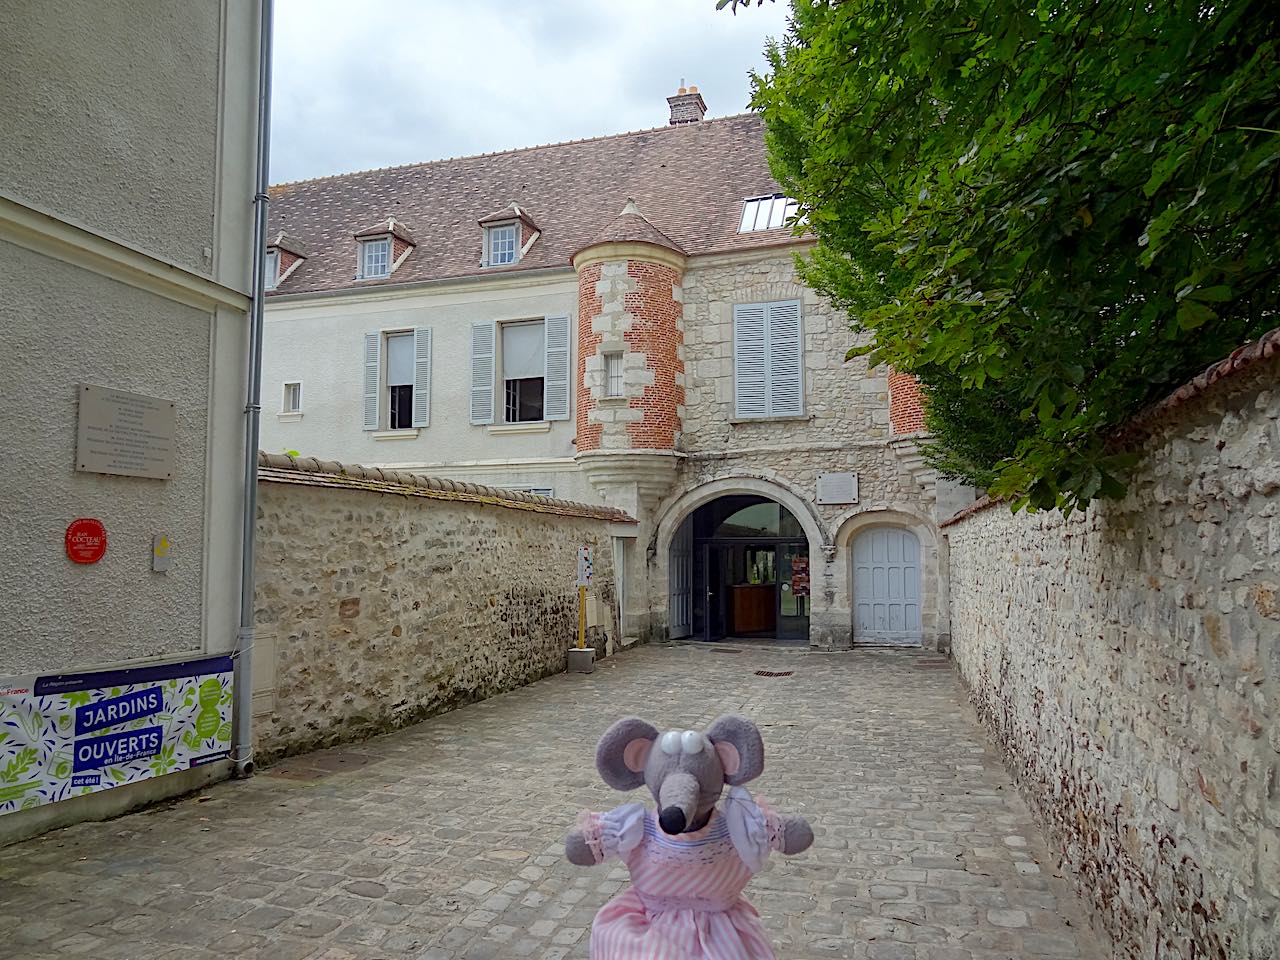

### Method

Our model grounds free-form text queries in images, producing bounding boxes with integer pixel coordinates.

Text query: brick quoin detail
[889,370,926,434]
[575,261,604,451]
[623,260,684,449]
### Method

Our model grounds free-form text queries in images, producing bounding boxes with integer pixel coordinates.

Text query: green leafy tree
[751,0,1279,512]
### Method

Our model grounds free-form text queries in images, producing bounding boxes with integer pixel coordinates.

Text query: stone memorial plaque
[75,385,177,481]
[817,471,859,504]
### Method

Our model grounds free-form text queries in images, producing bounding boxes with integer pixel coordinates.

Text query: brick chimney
[666,83,706,125]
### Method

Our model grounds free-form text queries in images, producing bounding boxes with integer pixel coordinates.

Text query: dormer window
[264,249,279,290]
[478,203,540,268]
[486,223,518,266]
[738,194,799,233]
[359,236,391,279]
[263,232,309,292]
[353,218,415,281]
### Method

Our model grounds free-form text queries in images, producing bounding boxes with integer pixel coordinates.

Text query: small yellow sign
[152,534,173,573]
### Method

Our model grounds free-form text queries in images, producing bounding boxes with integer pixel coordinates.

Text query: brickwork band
[888,370,926,435]
[575,253,685,453]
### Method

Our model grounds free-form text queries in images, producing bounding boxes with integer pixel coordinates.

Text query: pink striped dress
[578,787,785,959]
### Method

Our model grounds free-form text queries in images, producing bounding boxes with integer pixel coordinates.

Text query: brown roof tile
[266,114,798,295]
[478,202,539,230]
[574,199,687,259]
[353,216,415,244]
[268,230,310,258]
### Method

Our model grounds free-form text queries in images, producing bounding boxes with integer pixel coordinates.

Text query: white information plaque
[817,472,859,504]
[75,385,177,481]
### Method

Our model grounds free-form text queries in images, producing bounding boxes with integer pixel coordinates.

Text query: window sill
[276,412,303,422]
[372,429,420,441]
[729,414,812,425]
[597,396,629,405]
[487,421,552,435]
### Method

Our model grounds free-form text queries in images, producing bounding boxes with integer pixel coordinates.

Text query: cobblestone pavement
[0,643,1107,960]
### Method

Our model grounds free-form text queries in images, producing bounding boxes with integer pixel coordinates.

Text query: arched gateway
[667,495,812,644]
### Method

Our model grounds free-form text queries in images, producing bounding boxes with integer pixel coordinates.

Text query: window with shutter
[767,301,803,417]
[733,303,768,419]
[386,332,414,430]
[412,327,432,428]
[470,322,496,424]
[362,332,380,430]
[544,314,571,421]
[733,300,803,419]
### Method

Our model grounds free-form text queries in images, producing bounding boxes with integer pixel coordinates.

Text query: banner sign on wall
[0,655,233,816]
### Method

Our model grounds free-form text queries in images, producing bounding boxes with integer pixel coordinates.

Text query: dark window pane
[390,384,413,429]
[715,502,781,538]
[504,377,544,423]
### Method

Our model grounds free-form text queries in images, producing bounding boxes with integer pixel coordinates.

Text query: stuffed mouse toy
[565,714,813,959]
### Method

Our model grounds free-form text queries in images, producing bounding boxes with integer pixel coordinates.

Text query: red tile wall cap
[940,325,1280,529]
[256,451,636,523]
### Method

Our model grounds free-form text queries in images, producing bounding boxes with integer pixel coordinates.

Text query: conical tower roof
[571,199,687,261]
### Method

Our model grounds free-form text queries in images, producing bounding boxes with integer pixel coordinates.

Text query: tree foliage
[751,0,1280,512]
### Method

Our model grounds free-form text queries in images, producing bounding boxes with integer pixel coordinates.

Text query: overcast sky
[269,0,790,184]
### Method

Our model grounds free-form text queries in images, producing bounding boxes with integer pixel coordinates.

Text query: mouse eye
[681,731,705,754]
[659,731,682,755]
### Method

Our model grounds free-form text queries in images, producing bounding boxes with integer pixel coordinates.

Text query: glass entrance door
[777,543,811,641]
[702,542,725,642]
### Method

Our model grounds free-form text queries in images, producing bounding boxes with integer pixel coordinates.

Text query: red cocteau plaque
[65,518,107,564]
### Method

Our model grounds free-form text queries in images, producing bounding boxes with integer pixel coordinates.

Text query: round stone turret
[571,199,687,512]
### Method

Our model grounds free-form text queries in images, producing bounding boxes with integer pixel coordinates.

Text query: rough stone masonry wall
[944,343,1280,959]
[252,458,624,760]
[679,248,930,530]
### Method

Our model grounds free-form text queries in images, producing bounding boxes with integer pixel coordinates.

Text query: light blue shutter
[767,300,803,416]
[543,314,571,421]
[733,303,768,418]
[362,332,380,430]
[470,321,495,424]
[412,327,432,428]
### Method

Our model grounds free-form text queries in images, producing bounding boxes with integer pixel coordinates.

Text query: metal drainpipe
[232,0,275,779]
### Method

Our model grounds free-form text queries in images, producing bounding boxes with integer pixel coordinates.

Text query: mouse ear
[706,714,764,785]
[596,717,659,791]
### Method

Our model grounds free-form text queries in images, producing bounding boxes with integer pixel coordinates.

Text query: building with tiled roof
[259,86,969,651]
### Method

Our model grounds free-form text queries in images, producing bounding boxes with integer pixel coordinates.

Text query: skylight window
[738,194,799,233]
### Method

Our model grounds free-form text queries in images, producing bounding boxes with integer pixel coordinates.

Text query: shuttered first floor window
[363,327,431,431]
[733,300,804,419]
[386,332,414,429]
[470,315,570,425]
[502,320,545,422]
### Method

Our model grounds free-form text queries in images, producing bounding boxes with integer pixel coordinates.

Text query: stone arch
[651,473,829,563]
[831,505,938,552]
[647,473,830,646]
[832,507,945,649]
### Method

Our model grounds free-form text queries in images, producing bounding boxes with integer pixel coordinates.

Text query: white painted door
[669,515,693,638]
[853,529,922,646]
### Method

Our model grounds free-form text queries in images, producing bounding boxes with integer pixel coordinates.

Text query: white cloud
[269,0,790,183]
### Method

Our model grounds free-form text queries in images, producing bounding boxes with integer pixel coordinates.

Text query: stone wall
[252,456,630,760]
[943,334,1280,958]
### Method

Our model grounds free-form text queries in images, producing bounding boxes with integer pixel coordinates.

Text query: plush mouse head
[595,714,764,835]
